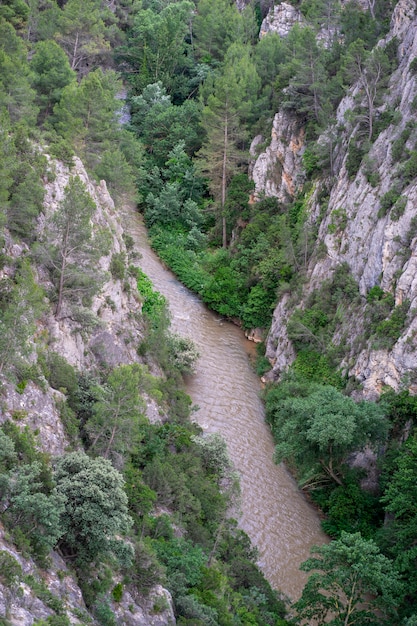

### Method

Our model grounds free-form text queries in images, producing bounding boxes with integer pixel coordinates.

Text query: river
[125,209,327,601]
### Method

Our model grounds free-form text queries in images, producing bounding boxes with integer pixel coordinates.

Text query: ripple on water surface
[125,211,327,600]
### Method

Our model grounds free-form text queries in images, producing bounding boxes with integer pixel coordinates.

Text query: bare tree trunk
[71,31,79,70]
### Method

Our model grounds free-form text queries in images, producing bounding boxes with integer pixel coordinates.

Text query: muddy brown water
[126,210,327,601]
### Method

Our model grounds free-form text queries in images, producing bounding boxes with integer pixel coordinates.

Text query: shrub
[374,300,410,347]
[93,597,117,626]
[109,252,126,281]
[402,150,417,183]
[0,551,22,586]
[378,187,400,218]
[346,141,365,179]
[391,196,407,221]
[45,352,78,399]
[111,583,123,602]
[367,285,385,302]
[409,56,417,75]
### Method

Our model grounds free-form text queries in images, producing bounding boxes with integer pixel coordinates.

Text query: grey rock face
[0,155,176,625]
[259,2,303,38]
[251,109,306,203]
[264,0,417,396]
[0,381,68,456]
[39,157,145,371]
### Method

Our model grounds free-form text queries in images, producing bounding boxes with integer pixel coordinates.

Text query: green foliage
[292,350,345,388]
[1,458,65,561]
[30,40,76,120]
[129,82,202,167]
[0,261,46,379]
[51,69,122,170]
[153,537,206,588]
[25,574,67,616]
[380,388,417,431]
[392,127,412,162]
[380,432,417,611]
[367,285,385,302]
[93,596,117,626]
[54,452,133,566]
[116,1,195,100]
[84,364,146,462]
[295,532,404,625]
[372,300,410,349]
[45,352,78,397]
[111,582,123,603]
[36,175,107,318]
[378,187,401,218]
[166,334,199,375]
[265,379,388,488]
[409,57,417,75]
[318,472,384,538]
[391,196,407,221]
[287,263,359,362]
[137,268,167,322]
[0,550,22,586]
[401,150,417,184]
[109,252,126,281]
[346,140,365,178]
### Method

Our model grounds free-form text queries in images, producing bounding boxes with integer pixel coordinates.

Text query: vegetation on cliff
[1,0,417,624]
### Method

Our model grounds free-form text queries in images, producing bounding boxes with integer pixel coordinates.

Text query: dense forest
[1,0,417,624]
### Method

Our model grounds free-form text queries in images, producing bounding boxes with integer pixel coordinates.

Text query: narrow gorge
[123,207,327,600]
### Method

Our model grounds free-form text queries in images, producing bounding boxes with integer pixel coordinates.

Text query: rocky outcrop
[0,156,176,625]
[0,525,175,626]
[250,109,306,203]
[263,0,417,396]
[0,382,69,456]
[259,2,303,38]
[39,156,145,371]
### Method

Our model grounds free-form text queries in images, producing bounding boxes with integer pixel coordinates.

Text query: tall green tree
[281,25,335,129]
[54,452,133,565]
[0,17,38,124]
[343,39,390,140]
[85,364,147,464]
[51,68,122,169]
[38,175,107,318]
[198,54,258,247]
[129,82,202,167]
[295,532,404,625]
[193,0,251,64]
[266,382,388,488]
[116,1,194,98]
[1,461,65,557]
[54,0,114,74]
[0,261,45,378]
[380,432,417,610]
[30,40,76,120]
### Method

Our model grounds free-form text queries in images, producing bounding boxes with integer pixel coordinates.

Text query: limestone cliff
[260,0,417,397]
[0,156,176,626]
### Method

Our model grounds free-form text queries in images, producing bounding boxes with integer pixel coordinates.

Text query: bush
[45,352,78,399]
[109,252,126,281]
[111,583,123,603]
[374,300,410,348]
[402,150,417,183]
[367,285,385,302]
[0,551,22,586]
[93,597,117,626]
[346,141,365,179]
[391,196,407,221]
[378,188,400,218]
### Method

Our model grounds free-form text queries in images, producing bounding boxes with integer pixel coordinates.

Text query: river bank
[122,205,327,601]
